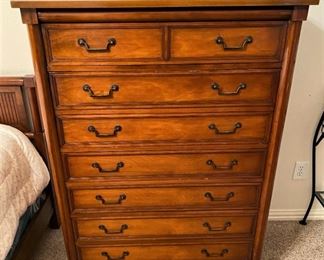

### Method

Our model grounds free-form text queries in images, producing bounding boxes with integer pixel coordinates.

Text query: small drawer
[76,214,255,238]
[79,242,251,260]
[171,22,286,62]
[65,151,266,179]
[71,185,260,211]
[42,24,163,64]
[51,71,279,107]
[60,114,271,145]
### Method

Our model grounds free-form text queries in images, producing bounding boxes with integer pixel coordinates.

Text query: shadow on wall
[271,18,324,211]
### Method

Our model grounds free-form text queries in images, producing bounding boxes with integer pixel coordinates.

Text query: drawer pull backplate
[88,125,122,138]
[83,84,119,98]
[204,192,234,202]
[211,82,247,96]
[208,122,242,135]
[95,194,126,205]
[77,38,117,52]
[201,248,229,258]
[215,36,253,51]
[98,224,128,235]
[101,251,129,260]
[92,162,124,173]
[206,159,238,170]
[203,222,231,232]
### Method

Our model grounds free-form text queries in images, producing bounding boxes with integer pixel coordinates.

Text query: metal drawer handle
[208,122,242,135]
[83,84,119,98]
[88,125,122,138]
[211,83,247,96]
[204,192,234,202]
[98,224,128,235]
[203,222,231,232]
[101,251,129,260]
[78,38,117,52]
[201,249,229,258]
[95,194,126,205]
[215,36,253,51]
[92,162,124,173]
[206,159,238,170]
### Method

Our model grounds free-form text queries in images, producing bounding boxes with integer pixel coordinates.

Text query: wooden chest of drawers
[12,0,319,259]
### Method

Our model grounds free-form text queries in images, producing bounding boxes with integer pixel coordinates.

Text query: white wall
[1,1,323,219]
[0,1,33,75]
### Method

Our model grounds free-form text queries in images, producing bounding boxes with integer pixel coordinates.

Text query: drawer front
[171,22,286,62]
[66,151,266,179]
[71,185,259,211]
[43,24,162,64]
[76,215,255,238]
[52,71,279,107]
[61,114,271,145]
[79,242,251,260]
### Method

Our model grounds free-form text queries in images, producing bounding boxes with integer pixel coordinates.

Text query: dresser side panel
[26,23,78,259]
[253,20,303,259]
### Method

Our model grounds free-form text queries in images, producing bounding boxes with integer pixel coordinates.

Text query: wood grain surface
[11,0,319,9]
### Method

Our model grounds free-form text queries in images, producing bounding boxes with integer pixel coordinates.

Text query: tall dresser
[12,1,319,259]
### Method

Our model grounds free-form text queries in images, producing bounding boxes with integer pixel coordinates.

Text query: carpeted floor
[32,221,324,260]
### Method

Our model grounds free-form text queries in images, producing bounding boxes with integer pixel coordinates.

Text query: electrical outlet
[293,161,309,180]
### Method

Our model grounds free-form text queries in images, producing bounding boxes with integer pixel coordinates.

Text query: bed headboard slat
[0,78,29,131]
[0,76,47,160]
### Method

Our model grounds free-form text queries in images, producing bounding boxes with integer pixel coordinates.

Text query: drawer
[60,114,271,145]
[51,71,279,107]
[65,151,266,179]
[71,185,260,211]
[76,214,255,238]
[79,242,251,260]
[171,22,286,62]
[42,24,163,64]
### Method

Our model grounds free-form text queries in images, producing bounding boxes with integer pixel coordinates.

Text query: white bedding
[0,124,50,260]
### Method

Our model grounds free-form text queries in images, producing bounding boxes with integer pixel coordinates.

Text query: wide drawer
[171,22,286,62]
[76,214,255,239]
[70,185,260,211]
[51,71,279,107]
[79,242,251,260]
[65,151,266,179]
[42,24,163,64]
[60,114,271,145]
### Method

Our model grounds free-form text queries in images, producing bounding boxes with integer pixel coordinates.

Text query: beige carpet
[31,221,324,260]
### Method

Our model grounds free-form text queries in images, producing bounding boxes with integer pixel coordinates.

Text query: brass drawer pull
[98,224,128,235]
[95,194,126,205]
[204,192,234,202]
[83,84,119,98]
[203,222,231,232]
[92,162,124,173]
[211,83,247,96]
[206,159,238,170]
[88,125,122,138]
[101,251,129,260]
[208,122,242,135]
[201,249,229,258]
[77,38,117,52]
[215,36,253,51]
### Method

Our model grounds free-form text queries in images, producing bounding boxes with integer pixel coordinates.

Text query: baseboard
[269,209,324,220]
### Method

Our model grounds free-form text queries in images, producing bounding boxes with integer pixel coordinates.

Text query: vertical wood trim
[20,8,38,24]
[162,26,171,61]
[291,6,309,21]
[26,24,77,260]
[253,20,303,259]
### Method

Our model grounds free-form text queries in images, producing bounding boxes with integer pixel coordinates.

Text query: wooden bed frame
[0,76,58,260]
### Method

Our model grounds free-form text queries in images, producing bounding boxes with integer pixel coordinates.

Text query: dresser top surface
[11,0,319,8]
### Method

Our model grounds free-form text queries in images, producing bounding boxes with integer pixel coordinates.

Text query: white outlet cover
[293,161,310,180]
